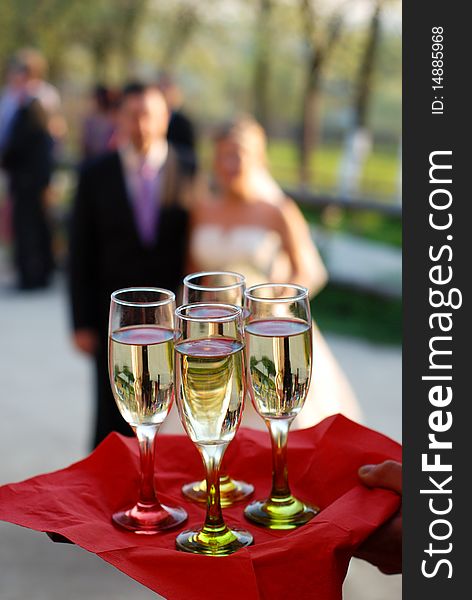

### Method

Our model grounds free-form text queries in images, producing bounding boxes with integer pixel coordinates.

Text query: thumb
[358,460,402,494]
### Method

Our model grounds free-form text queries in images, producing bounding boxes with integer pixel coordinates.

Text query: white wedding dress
[161,223,362,434]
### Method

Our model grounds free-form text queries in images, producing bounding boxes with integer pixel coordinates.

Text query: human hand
[354,460,402,574]
[73,328,98,355]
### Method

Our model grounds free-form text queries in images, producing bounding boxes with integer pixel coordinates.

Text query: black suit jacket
[167,110,197,176]
[1,98,53,190]
[69,149,190,340]
[168,110,195,152]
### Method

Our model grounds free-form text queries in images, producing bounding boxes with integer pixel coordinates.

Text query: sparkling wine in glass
[108,288,187,534]
[174,303,253,555]
[181,271,254,507]
[243,283,319,529]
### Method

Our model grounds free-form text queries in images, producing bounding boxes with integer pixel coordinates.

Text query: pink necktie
[134,163,159,246]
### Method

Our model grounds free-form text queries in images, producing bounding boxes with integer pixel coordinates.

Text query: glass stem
[135,425,160,509]
[199,443,227,532]
[267,418,292,500]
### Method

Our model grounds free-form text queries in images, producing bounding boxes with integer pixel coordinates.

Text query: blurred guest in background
[157,72,197,176]
[189,116,361,428]
[1,48,66,146]
[80,84,117,160]
[69,83,192,448]
[0,53,55,290]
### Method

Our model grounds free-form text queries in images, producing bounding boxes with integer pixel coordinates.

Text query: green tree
[0,0,148,81]
[252,0,275,129]
[0,0,78,77]
[338,0,385,198]
[71,0,148,81]
[298,0,345,185]
[353,0,383,130]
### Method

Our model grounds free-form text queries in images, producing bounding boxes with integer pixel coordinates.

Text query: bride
[164,116,361,433]
[191,116,362,428]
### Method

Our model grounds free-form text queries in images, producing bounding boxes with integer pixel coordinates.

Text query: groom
[69,83,191,448]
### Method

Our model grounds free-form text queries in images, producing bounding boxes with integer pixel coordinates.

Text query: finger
[358,460,402,493]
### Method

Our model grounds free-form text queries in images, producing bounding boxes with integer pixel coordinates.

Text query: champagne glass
[108,288,187,533]
[174,303,253,555]
[183,270,246,305]
[181,271,254,506]
[243,283,319,529]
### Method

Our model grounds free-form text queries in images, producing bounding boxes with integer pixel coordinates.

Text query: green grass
[300,205,402,248]
[311,284,402,345]
[198,138,403,344]
[266,140,400,200]
[198,137,400,201]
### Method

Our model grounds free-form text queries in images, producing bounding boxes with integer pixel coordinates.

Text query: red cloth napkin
[0,415,401,600]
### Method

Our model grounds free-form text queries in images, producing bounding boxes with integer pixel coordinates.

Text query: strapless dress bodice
[190,224,283,287]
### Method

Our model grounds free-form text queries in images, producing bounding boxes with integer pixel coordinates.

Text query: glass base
[112,503,188,534]
[182,474,254,507]
[244,495,319,530]
[176,526,253,556]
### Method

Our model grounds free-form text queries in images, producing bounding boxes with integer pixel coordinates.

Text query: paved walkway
[0,276,401,599]
[313,226,402,298]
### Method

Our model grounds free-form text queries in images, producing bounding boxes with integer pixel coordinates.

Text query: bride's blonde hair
[214,116,268,167]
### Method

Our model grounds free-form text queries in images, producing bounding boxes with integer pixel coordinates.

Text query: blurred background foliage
[0,0,402,343]
[0,0,401,170]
